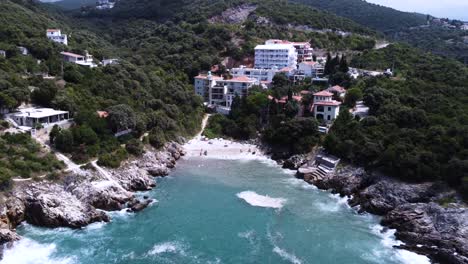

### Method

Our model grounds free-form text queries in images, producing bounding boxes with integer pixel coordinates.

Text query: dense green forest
[291,0,426,32]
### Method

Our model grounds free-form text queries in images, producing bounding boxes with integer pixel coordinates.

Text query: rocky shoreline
[287,157,468,264]
[0,141,185,252]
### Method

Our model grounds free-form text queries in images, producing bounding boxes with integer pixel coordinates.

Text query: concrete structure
[254,43,297,69]
[46,29,68,46]
[18,46,29,56]
[210,76,257,107]
[10,108,69,129]
[265,40,313,62]
[312,91,341,121]
[194,72,223,102]
[230,66,278,82]
[298,61,324,78]
[102,58,119,66]
[60,51,97,68]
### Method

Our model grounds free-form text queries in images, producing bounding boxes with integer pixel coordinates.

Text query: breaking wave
[1,238,75,264]
[273,246,303,264]
[147,241,185,256]
[236,191,286,209]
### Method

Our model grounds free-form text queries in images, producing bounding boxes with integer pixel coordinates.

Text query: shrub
[149,129,166,149]
[125,138,144,156]
[97,148,128,168]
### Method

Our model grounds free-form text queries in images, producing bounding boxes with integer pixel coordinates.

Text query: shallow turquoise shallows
[3,158,429,264]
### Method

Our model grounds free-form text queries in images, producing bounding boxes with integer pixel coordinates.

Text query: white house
[18,46,29,56]
[230,66,279,83]
[102,58,119,66]
[46,29,68,46]
[312,90,341,121]
[10,107,69,129]
[326,85,346,98]
[0,50,5,58]
[265,39,313,62]
[60,51,97,68]
[254,43,297,69]
[194,72,223,102]
[216,76,258,108]
[298,61,324,78]
[461,24,468,30]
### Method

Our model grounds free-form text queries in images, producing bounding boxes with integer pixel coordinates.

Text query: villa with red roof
[298,61,325,78]
[312,90,341,121]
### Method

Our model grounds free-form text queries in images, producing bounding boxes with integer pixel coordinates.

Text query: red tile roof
[328,85,346,93]
[227,76,256,82]
[301,61,317,66]
[313,90,334,97]
[280,67,293,72]
[314,101,341,106]
[195,74,223,80]
[97,111,109,118]
[47,29,60,32]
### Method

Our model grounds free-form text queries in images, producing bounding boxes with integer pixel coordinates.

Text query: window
[317,106,324,112]
[328,107,331,111]
[327,115,331,120]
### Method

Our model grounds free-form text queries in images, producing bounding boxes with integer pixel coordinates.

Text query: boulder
[0,229,20,244]
[282,154,308,170]
[6,197,25,228]
[147,166,170,177]
[21,183,109,229]
[129,199,153,212]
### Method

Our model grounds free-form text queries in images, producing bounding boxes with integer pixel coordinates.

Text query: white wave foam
[370,225,430,264]
[236,191,286,209]
[273,246,303,264]
[1,238,75,264]
[148,241,185,256]
[283,178,317,190]
[85,221,106,230]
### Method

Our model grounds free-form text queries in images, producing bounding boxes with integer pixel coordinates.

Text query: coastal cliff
[298,165,468,264]
[0,142,185,248]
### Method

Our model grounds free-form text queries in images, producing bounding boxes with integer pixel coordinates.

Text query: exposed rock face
[0,229,20,244]
[5,197,25,228]
[282,154,308,170]
[297,165,468,264]
[20,183,109,228]
[208,4,257,24]
[383,203,468,264]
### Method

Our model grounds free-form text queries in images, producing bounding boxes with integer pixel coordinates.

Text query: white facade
[194,72,223,102]
[254,43,297,69]
[10,108,69,128]
[312,91,341,121]
[211,76,257,107]
[265,40,313,62]
[230,66,278,82]
[60,51,97,68]
[18,46,29,55]
[102,58,119,66]
[46,29,68,46]
[0,50,5,58]
[298,61,324,77]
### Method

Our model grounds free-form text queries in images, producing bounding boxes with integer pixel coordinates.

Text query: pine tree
[339,55,349,73]
[324,53,332,75]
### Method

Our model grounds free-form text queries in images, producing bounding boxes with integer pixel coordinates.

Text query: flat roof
[12,108,68,119]
[255,44,295,50]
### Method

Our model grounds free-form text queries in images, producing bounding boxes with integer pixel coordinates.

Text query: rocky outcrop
[383,203,468,264]
[5,197,25,229]
[127,198,154,212]
[282,154,308,170]
[208,4,257,24]
[19,183,109,229]
[0,229,20,244]
[297,164,468,264]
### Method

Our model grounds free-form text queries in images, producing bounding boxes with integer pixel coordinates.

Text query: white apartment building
[312,90,341,121]
[194,72,223,102]
[60,51,97,68]
[96,0,116,10]
[210,76,257,107]
[230,66,279,83]
[265,39,313,62]
[298,61,325,78]
[46,29,68,46]
[254,43,297,69]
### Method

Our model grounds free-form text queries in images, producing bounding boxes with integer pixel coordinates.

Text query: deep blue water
[2,158,429,264]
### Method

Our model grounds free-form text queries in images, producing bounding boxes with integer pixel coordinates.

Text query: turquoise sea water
[2,158,429,264]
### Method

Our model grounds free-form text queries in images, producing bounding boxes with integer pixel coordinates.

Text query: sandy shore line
[184,137,266,160]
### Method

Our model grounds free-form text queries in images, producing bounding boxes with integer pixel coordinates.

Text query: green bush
[97,148,128,168]
[125,138,144,156]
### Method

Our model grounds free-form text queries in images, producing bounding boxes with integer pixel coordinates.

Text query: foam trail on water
[236,191,286,209]
[1,238,75,264]
[147,241,185,256]
[272,246,303,264]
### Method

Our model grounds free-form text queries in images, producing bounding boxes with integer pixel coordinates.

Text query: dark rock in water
[382,203,468,264]
[0,229,20,244]
[6,197,25,228]
[129,199,153,212]
[143,196,149,199]
[147,167,170,177]
[282,154,308,170]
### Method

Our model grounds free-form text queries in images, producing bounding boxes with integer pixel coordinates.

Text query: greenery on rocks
[0,133,64,186]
